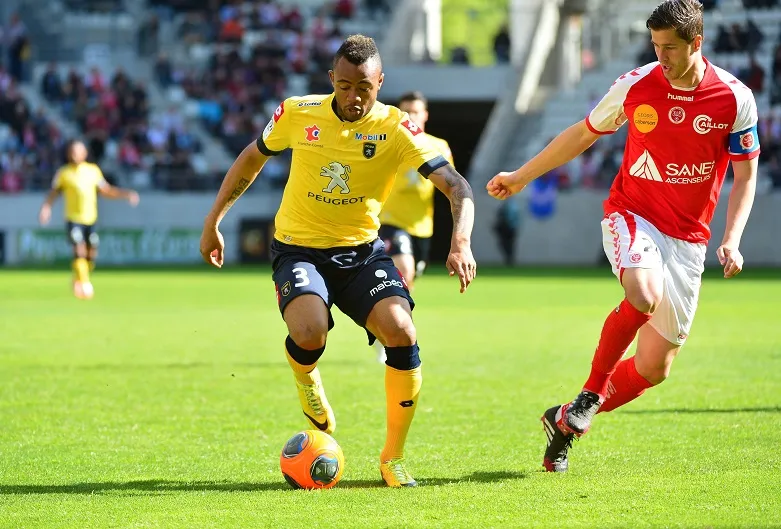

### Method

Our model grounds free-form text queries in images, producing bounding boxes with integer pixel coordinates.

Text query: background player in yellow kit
[39,140,139,299]
[374,91,455,361]
[199,35,476,487]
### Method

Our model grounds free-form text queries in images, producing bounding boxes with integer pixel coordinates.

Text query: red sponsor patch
[740,132,755,150]
[304,124,320,141]
[397,268,409,290]
[273,102,285,122]
[629,252,642,264]
[401,119,422,136]
[274,283,281,306]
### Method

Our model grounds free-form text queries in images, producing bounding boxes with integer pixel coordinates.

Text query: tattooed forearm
[205,142,267,226]
[431,164,475,244]
[226,177,251,208]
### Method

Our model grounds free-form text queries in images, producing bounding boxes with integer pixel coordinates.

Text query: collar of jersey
[330,93,375,124]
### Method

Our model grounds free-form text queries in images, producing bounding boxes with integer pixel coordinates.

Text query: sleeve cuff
[256,137,285,156]
[729,149,760,162]
[417,155,449,178]
[585,115,615,136]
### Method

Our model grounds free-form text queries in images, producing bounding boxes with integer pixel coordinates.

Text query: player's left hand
[200,226,225,268]
[717,244,743,279]
[446,246,476,293]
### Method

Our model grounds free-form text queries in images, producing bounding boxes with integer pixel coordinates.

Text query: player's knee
[73,244,87,259]
[285,335,325,366]
[380,317,416,347]
[642,365,669,385]
[287,323,328,351]
[625,287,662,314]
[385,343,421,371]
[635,357,670,386]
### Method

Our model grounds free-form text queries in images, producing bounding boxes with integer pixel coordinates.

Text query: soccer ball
[279,430,345,489]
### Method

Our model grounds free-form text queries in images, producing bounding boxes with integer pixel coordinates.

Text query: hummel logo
[629,150,663,182]
[303,411,330,431]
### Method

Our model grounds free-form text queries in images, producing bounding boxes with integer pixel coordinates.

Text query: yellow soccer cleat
[380,458,417,488]
[295,368,336,435]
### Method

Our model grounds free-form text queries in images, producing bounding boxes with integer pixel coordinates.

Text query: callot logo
[693,114,729,135]
[320,161,351,194]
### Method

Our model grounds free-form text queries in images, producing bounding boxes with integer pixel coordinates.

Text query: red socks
[598,356,654,413]
[583,299,652,398]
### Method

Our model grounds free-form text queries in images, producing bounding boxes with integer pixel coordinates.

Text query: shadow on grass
[623,406,781,414]
[0,471,529,495]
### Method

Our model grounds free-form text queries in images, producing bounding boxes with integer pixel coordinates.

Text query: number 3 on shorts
[292,267,310,287]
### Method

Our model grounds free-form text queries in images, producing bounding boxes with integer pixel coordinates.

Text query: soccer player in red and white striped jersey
[487,0,759,472]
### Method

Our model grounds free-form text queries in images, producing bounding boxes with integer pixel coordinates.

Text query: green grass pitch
[1,266,779,528]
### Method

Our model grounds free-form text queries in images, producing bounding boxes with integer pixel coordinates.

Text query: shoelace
[386,458,412,483]
[300,382,324,415]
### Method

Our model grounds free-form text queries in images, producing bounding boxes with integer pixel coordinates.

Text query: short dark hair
[333,34,382,69]
[398,91,427,108]
[646,0,703,43]
[64,139,84,163]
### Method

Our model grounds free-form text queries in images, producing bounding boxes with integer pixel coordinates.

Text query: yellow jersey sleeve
[394,114,449,177]
[92,164,108,188]
[257,100,292,155]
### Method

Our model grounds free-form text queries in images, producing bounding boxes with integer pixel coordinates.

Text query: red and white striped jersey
[586,59,760,243]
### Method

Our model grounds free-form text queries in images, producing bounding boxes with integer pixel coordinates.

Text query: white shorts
[601,211,706,345]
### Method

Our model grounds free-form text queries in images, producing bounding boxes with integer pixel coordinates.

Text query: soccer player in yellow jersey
[380,91,453,285]
[374,91,454,362]
[39,140,139,299]
[200,35,476,488]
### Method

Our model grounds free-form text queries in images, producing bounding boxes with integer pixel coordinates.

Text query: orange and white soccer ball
[279,430,345,489]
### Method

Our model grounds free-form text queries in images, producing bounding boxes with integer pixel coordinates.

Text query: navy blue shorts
[271,238,414,339]
[66,222,99,248]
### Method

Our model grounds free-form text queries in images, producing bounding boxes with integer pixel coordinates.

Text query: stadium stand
[0,0,392,194]
[488,0,781,193]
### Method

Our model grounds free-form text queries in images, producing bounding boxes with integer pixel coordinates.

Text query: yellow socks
[286,348,318,385]
[72,257,90,283]
[381,365,422,462]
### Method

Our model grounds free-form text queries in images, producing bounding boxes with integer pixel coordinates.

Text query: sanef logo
[629,150,663,182]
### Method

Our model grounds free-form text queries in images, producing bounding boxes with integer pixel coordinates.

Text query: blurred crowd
[150,0,387,188]
[0,70,64,192]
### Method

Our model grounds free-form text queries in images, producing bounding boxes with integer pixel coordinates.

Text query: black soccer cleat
[562,390,602,436]
[541,405,574,473]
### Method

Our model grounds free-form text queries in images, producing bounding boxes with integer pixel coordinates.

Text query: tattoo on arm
[226,178,251,208]
[436,164,474,239]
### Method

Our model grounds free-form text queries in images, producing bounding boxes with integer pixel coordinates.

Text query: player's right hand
[128,191,140,207]
[38,206,51,226]
[200,226,225,268]
[486,171,526,199]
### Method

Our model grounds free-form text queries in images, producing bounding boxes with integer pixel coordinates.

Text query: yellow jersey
[379,133,453,238]
[51,162,107,225]
[257,94,448,249]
